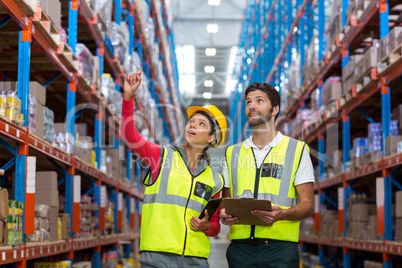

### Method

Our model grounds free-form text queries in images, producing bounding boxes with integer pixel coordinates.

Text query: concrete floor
[208,237,230,268]
[208,225,230,268]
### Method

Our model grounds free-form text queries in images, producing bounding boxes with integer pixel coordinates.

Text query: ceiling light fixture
[203,92,212,99]
[205,48,216,56]
[204,66,215,73]
[204,80,214,87]
[207,24,218,33]
[208,0,220,6]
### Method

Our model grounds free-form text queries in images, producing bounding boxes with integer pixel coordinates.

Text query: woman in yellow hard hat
[121,72,227,268]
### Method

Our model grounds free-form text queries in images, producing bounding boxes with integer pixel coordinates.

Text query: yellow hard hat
[187,105,227,148]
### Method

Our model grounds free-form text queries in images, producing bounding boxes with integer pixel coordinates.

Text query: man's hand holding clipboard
[219,198,284,226]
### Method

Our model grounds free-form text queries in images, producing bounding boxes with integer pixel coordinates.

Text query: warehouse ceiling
[169,0,246,115]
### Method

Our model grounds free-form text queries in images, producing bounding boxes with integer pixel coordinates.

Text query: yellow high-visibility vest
[226,135,307,242]
[141,146,224,258]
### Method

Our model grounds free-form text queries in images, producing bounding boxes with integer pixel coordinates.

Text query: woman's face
[184,113,215,148]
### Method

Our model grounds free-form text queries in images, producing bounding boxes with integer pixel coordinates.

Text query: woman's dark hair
[190,111,217,165]
[245,82,281,121]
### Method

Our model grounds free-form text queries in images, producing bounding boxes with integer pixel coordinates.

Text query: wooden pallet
[354,67,378,94]
[338,14,357,43]
[77,74,93,92]
[57,41,79,72]
[378,42,402,75]
[0,114,23,128]
[357,0,376,21]
[325,101,339,119]
[32,5,60,49]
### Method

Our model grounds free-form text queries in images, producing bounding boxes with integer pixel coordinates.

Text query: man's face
[245,90,275,127]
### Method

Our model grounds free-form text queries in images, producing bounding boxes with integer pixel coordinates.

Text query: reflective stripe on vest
[143,148,223,213]
[227,136,306,242]
[141,147,224,258]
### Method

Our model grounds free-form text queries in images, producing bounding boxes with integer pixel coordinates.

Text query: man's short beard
[248,116,268,126]
[247,108,273,127]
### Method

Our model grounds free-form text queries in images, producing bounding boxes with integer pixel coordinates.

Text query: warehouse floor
[209,238,230,268]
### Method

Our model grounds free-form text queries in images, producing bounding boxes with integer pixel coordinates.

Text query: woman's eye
[258,99,263,103]
[200,122,205,127]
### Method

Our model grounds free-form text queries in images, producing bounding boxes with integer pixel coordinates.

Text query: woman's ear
[207,134,216,144]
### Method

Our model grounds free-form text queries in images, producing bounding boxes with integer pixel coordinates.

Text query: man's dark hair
[245,82,281,121]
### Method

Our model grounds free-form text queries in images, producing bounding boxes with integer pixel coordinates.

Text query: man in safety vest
[220,82,315,268]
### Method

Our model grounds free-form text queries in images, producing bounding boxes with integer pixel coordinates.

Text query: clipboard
[199,198,223,219]
[223,198,272,226]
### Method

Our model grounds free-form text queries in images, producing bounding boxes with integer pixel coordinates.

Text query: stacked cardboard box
[76,136,94,164]
[333,149,343,175]
[35,171,59,241]
[385,135,402,156]
[352,138,367,169]
[43,106,55,143]
[347,196,377,240]
[364,261,384,268]
[378,26,402,72]
[0,188,8,246]
[59,214,71,241]
[392,105,402,134]
[396,191,402,241]
[342,54,363,94]
[28,204,50,242]
[354,44,378,90]
[319,210,340,238]
[322,76,342,106]
[38,0,61,29]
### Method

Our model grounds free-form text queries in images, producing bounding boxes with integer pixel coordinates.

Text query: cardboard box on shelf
[396,218,402,241]
[54,123,66,133]
[359,47,377,77]
[49,206,58,225]
[76,136,93,164]
[365,151,382,165]
[388,26,402,51]
[392,104,402,133]
[385,135,402,156]
[35,189,59,207]
[396,191,402,218]
[106,149,119,178]
[0,188,9,219]
[322,79,342,106]
[92,56,101,87]
[48,0,61,30]
[36,171,58,190]
[59,214,70,240]
[49,223,58,241]
[367,215,381,240]
[29,82,46,106]
[352,203,371,222]
[364,260,384,268]
[75,123,88,138]
[0,218,9,246]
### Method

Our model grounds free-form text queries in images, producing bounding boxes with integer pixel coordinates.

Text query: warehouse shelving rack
[0,0,180,266]
[230,0,402,267]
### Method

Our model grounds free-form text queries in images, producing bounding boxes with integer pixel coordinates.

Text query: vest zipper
[250,167,261,239]
[182,174,194,256]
